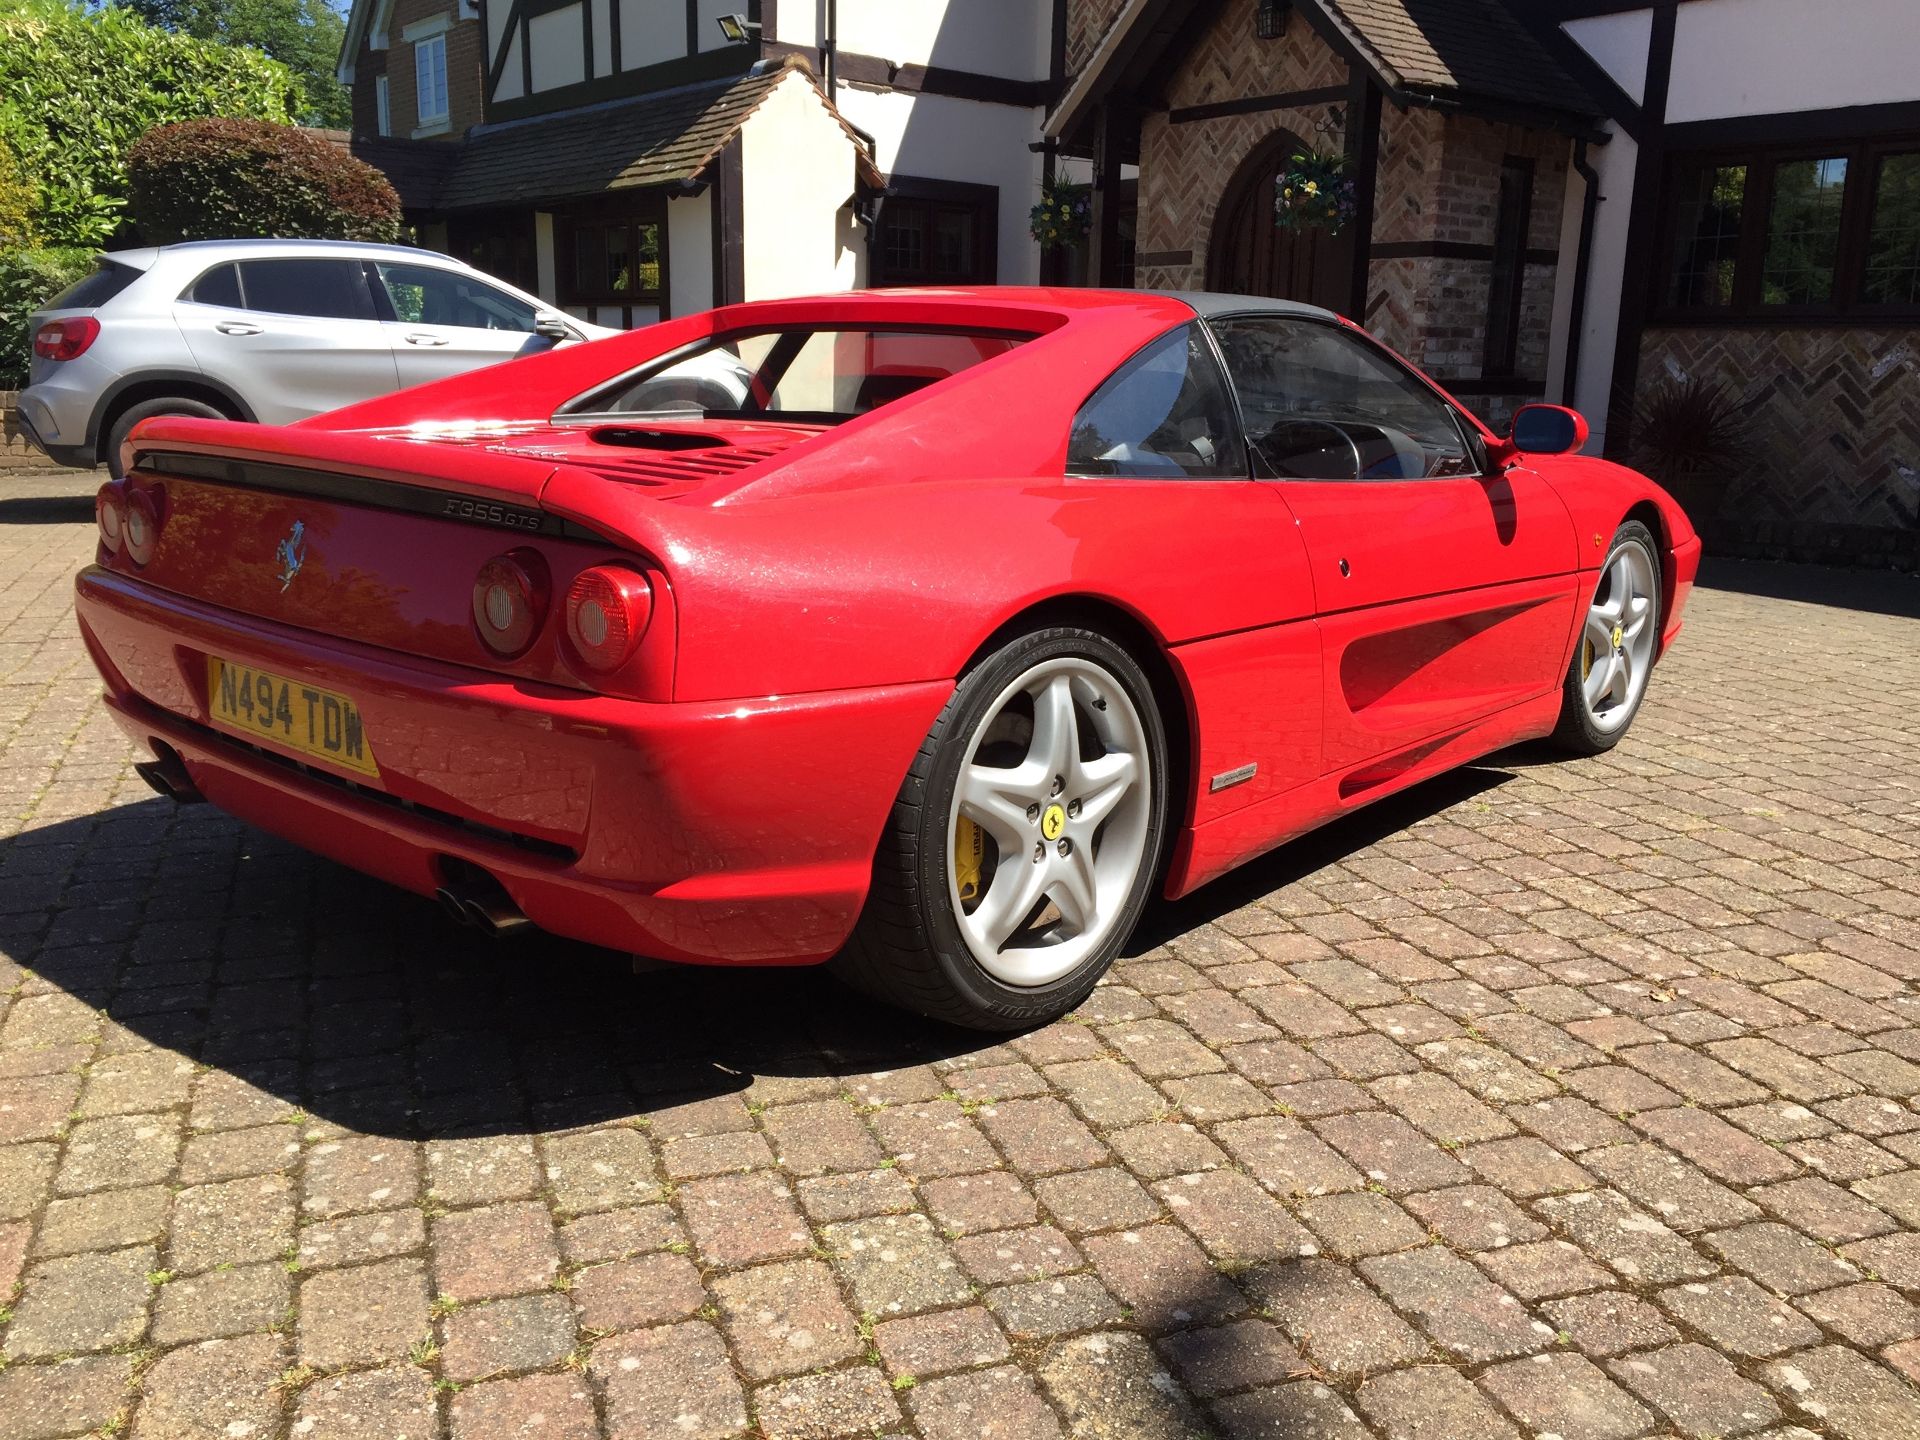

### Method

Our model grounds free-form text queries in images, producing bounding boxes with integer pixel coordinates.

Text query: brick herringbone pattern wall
[1133,8,1348,293]
[1641,327,1920,561]
[1066,0,1130,74]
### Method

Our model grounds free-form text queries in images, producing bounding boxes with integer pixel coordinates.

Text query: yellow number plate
[206,657,380,779]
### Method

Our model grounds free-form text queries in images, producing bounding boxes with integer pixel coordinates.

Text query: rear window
[185,263,242,308]
[235,258,376,321]
[46,260,140,312]
[565,326,1031,425]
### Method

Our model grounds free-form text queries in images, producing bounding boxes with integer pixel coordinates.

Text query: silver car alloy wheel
[946,656,1152,987]
[1581,539,1657,733]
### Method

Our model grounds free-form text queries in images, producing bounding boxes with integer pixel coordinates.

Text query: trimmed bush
[127,118,402,244]
[0,137,35,246]
[0,246,93,388]
[0,0,298,247]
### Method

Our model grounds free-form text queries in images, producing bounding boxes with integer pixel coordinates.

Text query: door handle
[404,332,450,346]
[215,321,262,336]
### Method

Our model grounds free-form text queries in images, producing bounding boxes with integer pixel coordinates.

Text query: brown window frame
[556,200,668,310]
[870,177,1000,288]
[1653,134,1920,324]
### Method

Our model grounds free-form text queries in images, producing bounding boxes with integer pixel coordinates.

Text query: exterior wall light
[1257,1,1287,40]
[716,14,761,43]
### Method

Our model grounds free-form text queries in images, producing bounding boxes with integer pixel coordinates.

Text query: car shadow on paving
[7,796,1010,1143]
[7,762,1521,1144]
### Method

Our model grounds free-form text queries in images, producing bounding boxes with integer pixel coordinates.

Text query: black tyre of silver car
[106,397,227,478]
[838,626,1169,1031]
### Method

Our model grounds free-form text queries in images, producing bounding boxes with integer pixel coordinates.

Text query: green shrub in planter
[128,118,403,244]
[0,246,93,390]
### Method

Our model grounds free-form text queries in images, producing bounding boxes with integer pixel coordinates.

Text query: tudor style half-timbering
[1047,0,1603,429]
[1518,0,1920,567]
[338,0,1068,323]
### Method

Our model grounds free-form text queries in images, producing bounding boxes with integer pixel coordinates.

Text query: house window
[375,75,391,137]
[872,180,998,286]
[415,33,449,125]
[1482,157,1533,378]
[1761,156,1847,305]
[559,208,665,308]
[1864,152,1920,305]
[1656,139,1920,320]
[1664,164,1746,309]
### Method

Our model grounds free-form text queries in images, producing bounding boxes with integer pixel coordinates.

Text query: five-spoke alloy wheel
[839,626,1168,1030]
[1553,520,1662,754]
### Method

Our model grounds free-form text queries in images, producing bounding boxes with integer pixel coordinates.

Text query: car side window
[184,263,242,308]
[1209,315,1472,481]
[374,262,538,333]
[234,259,377,321]
[1066,324,1246,479]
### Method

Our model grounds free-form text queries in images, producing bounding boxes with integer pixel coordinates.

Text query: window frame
[414,33,449,127]
[375,74,391,137]
[1063,321,1252,482]
[556,202,667,311]
[1653,133,1920,324]
[870,177,1000,288]
[1202,311,1488,484]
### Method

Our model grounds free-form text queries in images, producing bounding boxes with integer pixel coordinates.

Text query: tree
[0,0,298,246]
[112,0,351,129]
[128,117,400,243]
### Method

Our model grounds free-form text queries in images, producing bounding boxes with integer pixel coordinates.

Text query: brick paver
[4,467,1920,1436]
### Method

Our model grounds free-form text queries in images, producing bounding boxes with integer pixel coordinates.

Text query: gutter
[1563,137,1602,409]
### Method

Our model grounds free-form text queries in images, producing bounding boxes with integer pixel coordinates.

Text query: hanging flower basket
[1275,150,1358,233]
[1030,175,1092,252]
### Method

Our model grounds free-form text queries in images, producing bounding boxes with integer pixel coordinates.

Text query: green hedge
[128,118,402,244]
[0,245,92,389]
[0,0,298,247]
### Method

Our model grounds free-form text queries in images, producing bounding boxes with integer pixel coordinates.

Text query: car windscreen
[564,326,1033,425]
[45,260,140,312]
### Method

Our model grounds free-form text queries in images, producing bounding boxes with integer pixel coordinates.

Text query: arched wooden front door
[1206,130,1355,312]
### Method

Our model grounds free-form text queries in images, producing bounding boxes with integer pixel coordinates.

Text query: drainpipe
[824,0,837,96]
[1563,137,1601,410]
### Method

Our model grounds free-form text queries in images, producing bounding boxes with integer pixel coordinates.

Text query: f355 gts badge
[275,521,307,592]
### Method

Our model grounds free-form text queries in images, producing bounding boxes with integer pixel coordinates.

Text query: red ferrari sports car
[76,288,1699,1029]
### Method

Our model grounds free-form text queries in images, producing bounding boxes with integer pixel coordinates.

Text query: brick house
[335,0,1066,325]
[1046,0,1603,430]
[1532,0,1920,568]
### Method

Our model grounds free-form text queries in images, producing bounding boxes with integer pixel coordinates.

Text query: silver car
[17,239,614,475]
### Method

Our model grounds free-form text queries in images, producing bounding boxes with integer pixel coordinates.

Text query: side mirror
[1508,403,1589,456]
[535,317,576,342]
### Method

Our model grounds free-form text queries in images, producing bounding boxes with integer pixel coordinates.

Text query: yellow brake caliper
[954,815,985,904]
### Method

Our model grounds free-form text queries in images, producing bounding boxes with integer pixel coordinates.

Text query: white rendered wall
[1570,131,1639,453]
[1562,8,1652,106]
[668,189,714,317]
[528,6,586,91]
[617,0,682,70]
[535,211,557,303]
[741,74,865,300]
[1667,0,1920,121]
[831,87,1047,284]
[776,0,1050,79]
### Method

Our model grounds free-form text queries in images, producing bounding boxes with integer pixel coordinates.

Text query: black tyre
[836,626,1170,1031]
[1551,519,1662,755]
[105,396,228,478]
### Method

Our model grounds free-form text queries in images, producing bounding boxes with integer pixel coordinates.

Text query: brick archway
[1206,128,1354,311]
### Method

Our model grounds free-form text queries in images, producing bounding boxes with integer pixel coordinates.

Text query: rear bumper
[76,566,952,965]
[10,391,94,470]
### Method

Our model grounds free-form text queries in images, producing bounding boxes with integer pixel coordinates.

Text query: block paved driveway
[3,468,1920,1440]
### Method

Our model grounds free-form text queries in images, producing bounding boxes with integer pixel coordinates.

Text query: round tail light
[123,486,161,566]
[472,550,549,658]
[565,566,652,673]
[96,482,126,553]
